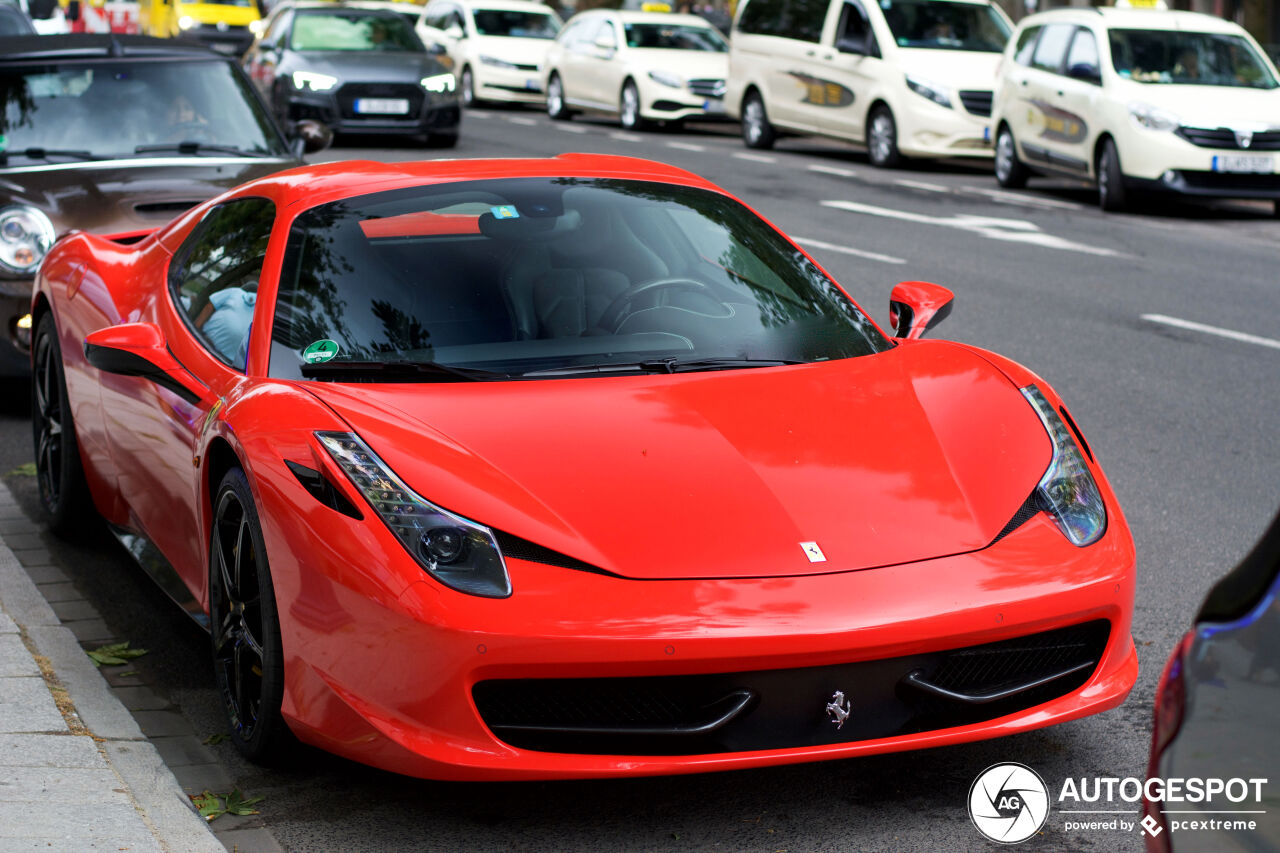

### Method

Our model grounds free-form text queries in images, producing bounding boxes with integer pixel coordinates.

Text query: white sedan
[543,10,728,130]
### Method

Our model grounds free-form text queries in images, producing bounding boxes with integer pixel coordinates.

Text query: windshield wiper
[133,142,274,157]
[0,147,101,164]
[300,359,510,382]
[524,357,805,377]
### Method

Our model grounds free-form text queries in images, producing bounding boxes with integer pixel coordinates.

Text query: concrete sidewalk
[0,484,225,853]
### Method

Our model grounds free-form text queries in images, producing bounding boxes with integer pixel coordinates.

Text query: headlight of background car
[178,15,197,29]
[421,73,456,93]
[1021,385,1106,547]
[0,206,56,275]
[293,71,338,92]
[249,19,265,34]
[905,74,952,109]
[648,70,683,89]
[479,54,518,68]
[1128,102,1179,132]
[317,432,512,598]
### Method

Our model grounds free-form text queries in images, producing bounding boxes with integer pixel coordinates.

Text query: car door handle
[1019,79,1028,87]
[821,54,832,60]
[806,48,815,57]
[1056,90,1064,97]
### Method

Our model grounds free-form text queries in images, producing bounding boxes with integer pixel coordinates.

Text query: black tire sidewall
[32,312,88,534]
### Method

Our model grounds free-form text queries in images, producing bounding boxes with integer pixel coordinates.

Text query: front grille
[1176,126,1280,151]
[1177,171,1280,191]
[959,90,993,118]
[687,78,725,98]
[336,83,425,121]
[474,620,1111,755]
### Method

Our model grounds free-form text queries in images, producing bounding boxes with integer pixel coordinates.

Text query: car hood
[0,158,295,237]
[898,48,1003,89]
[294,51,444,83]
[174,2,259,26]
[303,340,1051,580]
[1114,80,1280,129]
[468,35,556,66]
[631,49,728,80]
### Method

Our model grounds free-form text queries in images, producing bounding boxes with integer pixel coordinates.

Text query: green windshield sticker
[303,339,340,363]
[490,205,519,219]
[0,135,6,152]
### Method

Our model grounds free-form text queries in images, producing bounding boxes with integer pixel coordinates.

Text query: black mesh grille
[336,83,425,120]
[959,90,993,118]
[989,493,1042,545]
[492,530,612,575]
[1176,127,1280,151]
[473,620,1111,754]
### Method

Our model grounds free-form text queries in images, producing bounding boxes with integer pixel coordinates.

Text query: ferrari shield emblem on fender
[800,541,826,562]
[826,691,851,729]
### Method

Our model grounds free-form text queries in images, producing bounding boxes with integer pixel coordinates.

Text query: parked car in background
[0,34,321,377]
[345,0,431,29]
[991,8,1280,214]
[415,0,561,107]
[138,0,263,55]
[244,3,461,145]
[1144,510,1280,851]
[726,0,1012,166]
[543,10,728,130]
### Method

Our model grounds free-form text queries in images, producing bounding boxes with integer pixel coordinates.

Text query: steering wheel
[598,278,714,333]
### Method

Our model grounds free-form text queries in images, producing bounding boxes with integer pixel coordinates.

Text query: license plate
[1212,154,1274,174]
[354,98,410,115]
[982,126,991,142]
[702,98,726,115]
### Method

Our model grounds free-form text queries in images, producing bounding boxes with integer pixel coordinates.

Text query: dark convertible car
[0,35,326,375]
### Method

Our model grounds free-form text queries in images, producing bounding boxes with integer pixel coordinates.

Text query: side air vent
[989,493,1042,545]
[492,531,617,577]
[285,460,363,520]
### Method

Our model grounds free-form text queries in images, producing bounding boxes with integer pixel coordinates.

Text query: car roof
[434,0,553,11]
[1020,8,1248,36]
[577,9,716,26]
[0,33,224,61]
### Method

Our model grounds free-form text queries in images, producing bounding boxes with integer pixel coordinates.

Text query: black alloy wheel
[209,467,291,763]
[31,312,89,536]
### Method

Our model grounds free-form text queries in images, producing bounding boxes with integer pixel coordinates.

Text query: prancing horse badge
[800,541,826,562]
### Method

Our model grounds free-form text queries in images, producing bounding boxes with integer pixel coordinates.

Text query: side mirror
[444,23,463,39]
[426,41,447,56]
[1066,63,1102,85]
[888,280,953,340]
[84,323,207,405]
[289,118,333,156]
[835,35,868,55]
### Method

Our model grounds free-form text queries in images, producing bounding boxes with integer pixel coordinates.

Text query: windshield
[290,11,424,51]
[472,9,559,38]
[1109,29,1278,88]
[0,59,289,163]
[881,1,1010,52]
[623,22,727,51]
[270,178,888,381]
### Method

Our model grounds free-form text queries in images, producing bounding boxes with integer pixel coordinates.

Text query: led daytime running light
[316,432,511,598]
[1021,386,1106,547]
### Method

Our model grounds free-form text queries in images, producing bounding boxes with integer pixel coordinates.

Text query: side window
[1031,23,1073,74]
[737,0,786,37]
[169,198,275,371]
[1013,25,1039,66]
[783,0,829,43]
[836,0,877,55]
[1064,27,1100,82]
[263,9,292,47]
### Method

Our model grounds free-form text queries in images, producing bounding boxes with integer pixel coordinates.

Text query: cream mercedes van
[725,0,1012,167]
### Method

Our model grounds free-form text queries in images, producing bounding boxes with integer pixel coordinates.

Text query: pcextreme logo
[967,764,1270,844]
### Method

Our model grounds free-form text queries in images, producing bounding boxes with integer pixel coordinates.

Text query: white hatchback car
[416,0,561,106]
[991,8,1280,213]
[542,10,729,130]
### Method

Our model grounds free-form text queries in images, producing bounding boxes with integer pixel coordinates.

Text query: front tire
[866,105,901,168]
[1097,137,1127,212]
[546,73,572,120]
[619,80,648,131]
[994,125,1029,189]
[741,89,776,150]
[32,312,90,537]
[209,467,292,764]
[460,66,477,108]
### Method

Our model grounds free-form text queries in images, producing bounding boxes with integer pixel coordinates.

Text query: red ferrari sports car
[32,155,1137,780]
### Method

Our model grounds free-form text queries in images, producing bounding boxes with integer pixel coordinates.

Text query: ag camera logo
[969,763,1050,844]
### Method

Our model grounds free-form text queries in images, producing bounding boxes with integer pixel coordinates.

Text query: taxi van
[725,0,1013,167]
[990,6,1280,213]
[139,0,262,55]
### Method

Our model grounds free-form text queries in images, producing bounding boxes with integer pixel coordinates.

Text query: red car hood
[301,341,1050,580]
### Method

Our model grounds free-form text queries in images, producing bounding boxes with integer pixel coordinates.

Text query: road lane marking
[809,164,857,178]
[666,141,706,152]
[467,110,493,119]
[734,152,777,163]
[795,236,906,265]
[895,179,949,193]
[506,116,538,126]
[1142,314,1280,351]
[556,125,590,134]
[961,186,1081,210]
[821,200,1123,257]
[610,131,643,142]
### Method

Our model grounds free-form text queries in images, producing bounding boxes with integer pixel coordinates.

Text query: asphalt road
[2,107,1278,853]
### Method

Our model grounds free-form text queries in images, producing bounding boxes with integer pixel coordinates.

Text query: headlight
[317,432,512,598]
[177,15,196,29]
[249,19,264,34]
[1128,102,1179,132]
[479,54,517,68]
[0,206,56,275]
[648,70,683,89]
[292,71,338,92]
[1021,385,1106,547]
[905,74,952,109]
[421,73,456,93]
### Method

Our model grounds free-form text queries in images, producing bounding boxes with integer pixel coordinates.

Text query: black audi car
[243,3,460,146]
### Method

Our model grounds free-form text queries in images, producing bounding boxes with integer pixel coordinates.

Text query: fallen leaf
[6,462,37,477]
[87,642,148,668]
[225,789,265,816]
[202,733,228,746]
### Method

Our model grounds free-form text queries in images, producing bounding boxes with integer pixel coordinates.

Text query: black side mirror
[835,34,868,55]
[289,118,333,156]
[1067,63,1102,85]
